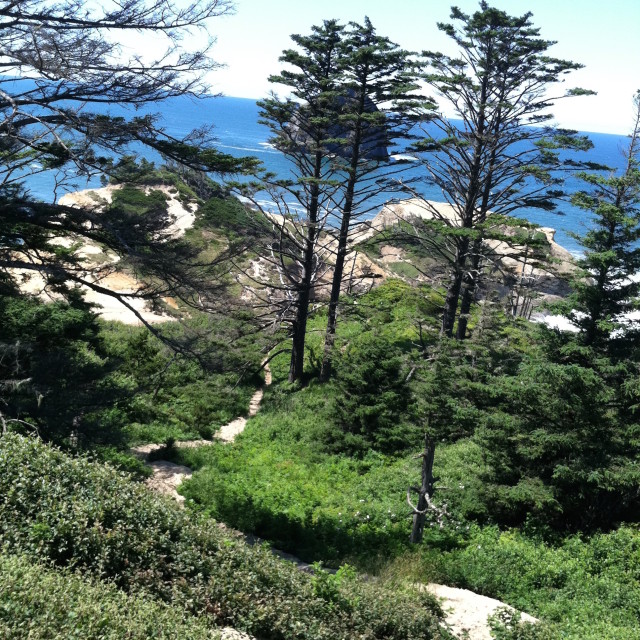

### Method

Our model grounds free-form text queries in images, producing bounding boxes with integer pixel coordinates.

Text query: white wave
[391,154,418,162]
[254,198,305,214]
[531,313,579,333]
[255,199,277,208]
[218,143,279,155]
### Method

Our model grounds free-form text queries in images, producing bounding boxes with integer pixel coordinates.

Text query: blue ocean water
[24,95,631,255]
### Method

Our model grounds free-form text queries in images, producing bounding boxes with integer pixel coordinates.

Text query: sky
[196,0,640,135]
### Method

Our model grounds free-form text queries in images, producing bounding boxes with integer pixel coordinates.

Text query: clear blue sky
[204,0,640,135]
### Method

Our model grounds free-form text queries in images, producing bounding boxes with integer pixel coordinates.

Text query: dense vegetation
[2,2,640,639]
[0,434,446,639]
[4,183,640,637]
[0,288,262,455]
[0,554,224,640]
[171,282,640,639]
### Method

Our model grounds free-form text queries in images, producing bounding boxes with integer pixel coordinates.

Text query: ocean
[24,95,631,255]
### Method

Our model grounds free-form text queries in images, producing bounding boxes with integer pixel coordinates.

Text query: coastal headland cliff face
[352,198,576,303]
[289,91,390,161]
[14,186,575,325]
[12,185,197,325]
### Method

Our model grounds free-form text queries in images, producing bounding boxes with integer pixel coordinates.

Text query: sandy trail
[132,361,537,639]
[425,583,537,639]
[131,363,272,500]
[216,366,271,442]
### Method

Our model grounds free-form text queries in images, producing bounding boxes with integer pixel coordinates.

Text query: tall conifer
[319,18,431,379]
[254,20,345,382]
[413,2,596,338]
[254,19,430,382]
[563,90,640,351]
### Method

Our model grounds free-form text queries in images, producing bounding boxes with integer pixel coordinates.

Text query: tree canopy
[411,1,598,339]
[0,0,256,316]
[253,19,347,382]
[562,90,640,351]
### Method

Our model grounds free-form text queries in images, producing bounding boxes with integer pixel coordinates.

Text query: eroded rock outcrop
[352,198,576,304]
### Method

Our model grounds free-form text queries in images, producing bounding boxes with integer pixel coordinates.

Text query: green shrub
[432,525,640,640]
[92,445,152,479]
[197,197,270,239]
[176,382,450,566]
[489,608,553,640]
[106,157,203,203]
[0,553,221,639]
[110,184,169,213]
[0,434,445,640]
[180,434,416,563]
[333,331,419,454]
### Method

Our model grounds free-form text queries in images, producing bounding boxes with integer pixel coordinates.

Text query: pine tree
[319,17,431,379]
[247,18,430,382]
[412,2,597,339]
[242,20,346,382]
[563,90,640,351]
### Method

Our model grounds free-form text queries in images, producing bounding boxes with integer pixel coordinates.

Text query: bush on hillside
[0,294,119,445]
[0,553,221,639]
[429,525,640,639]
[333,331,419,455]
[197,197,271,240]
[0,434,446,640]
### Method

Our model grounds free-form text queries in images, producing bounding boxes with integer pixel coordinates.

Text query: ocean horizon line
[210,94,631,138]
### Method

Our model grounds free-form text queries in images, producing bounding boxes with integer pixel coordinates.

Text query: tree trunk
[443,63,490,337]
[441,271,462,337]
[288,152,322,383]
[455,238,482,340]
[441,238,469,337]
[288,286,311,382]
[288,218,317,382]
[455,280,473,340]
[320,210,351,380]
[410,435,435,544]
[320,89,365,381]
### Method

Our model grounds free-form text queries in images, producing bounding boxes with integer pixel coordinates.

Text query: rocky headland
[17,186,577,326]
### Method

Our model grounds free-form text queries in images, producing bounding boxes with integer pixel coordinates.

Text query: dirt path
[216,367,270,442]
[133,362,538,639]
[131,363,272,501]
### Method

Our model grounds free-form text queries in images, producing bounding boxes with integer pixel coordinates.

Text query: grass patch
[389,261,422,279]
[177,378,458,566]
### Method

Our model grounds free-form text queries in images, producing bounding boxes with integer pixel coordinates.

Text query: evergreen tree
[249,20,346,383]
[319,17,431,379]
[473,351,640,530]
[0,293,115,443]
[412,2,597,339]
[562,90,640,351]
[246,18,430,382]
